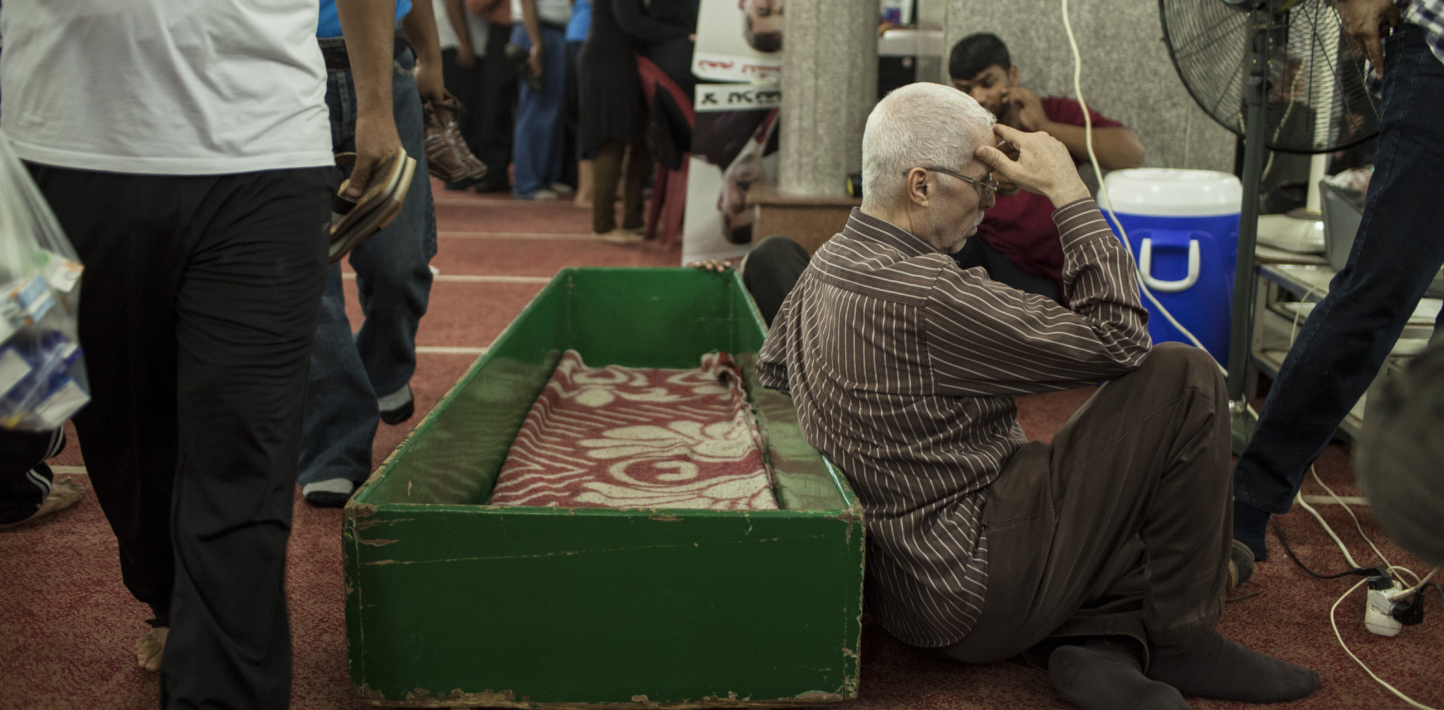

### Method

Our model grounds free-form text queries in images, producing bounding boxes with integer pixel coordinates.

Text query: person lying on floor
[755,83,1319,710]
[948,32,1145,304]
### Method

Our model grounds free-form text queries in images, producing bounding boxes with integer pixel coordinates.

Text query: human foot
[135,626,168,672]
[1050,640,1189,710]
[1227,539,1256,592]
[597,228,642,245]
[302,478,357,508]
[0,477,85,530]
[1148,629,1319,702]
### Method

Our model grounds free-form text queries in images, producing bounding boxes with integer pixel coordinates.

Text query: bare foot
[0,478,85,530]
[596,228,642,245]
[136,626,168,672]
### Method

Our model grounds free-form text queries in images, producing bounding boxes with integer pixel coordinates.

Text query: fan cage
[1160,0,1380,154]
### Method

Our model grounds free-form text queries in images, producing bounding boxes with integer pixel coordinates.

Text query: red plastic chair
[635,55,695,247]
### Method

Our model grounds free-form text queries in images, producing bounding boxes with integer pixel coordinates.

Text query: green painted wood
[346,268,864,707]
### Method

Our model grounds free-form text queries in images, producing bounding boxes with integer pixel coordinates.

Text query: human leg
[945,344,1316,702]
[298,265,379,500]
[0,428,78,528]
[26,165,185,636]
[592,140,625,234]
[300,52,434,502]
[943,344,1232,663]
[475,23,518,192]
[162,167,331,709]
[741,236,810,326]
[621,139,653,231]
[351,48,436,421]
[1232,23,1444,556]
[510,27,568,198]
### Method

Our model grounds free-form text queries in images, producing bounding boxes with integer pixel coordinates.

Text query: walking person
[0,0,403,703]
[299,0,445,508]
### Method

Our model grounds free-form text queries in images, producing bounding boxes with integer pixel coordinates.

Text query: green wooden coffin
[344,267,865,708]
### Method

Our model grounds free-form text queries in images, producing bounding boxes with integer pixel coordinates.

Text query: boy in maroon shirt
[949,32,1145,302]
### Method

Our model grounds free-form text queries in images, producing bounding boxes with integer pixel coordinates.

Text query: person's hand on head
[975,124,1090,208]
[1337,0,1401,79]
[1001,87,1047,132]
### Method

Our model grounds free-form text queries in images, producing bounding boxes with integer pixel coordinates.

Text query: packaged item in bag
[0,130,89,431]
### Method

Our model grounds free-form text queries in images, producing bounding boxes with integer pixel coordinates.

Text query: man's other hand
[1338,0,1401,79]
[349,113,403,199]
[976,124,1090,208]
[1001,87,1048,132]
[416,59,451,106]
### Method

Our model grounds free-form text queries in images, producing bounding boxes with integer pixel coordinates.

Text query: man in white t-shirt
[0,1,401,706]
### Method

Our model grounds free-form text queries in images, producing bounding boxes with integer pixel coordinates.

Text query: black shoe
[302,479,357,508]
[470,179,513,194]
[379,383,415,426]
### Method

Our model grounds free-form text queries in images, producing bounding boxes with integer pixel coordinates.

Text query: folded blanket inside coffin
[489,350,778,510]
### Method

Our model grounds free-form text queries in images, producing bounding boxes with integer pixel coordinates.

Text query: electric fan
[1158,0,1379,446]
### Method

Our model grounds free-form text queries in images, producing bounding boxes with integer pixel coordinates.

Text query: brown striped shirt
[756,201,1151,647]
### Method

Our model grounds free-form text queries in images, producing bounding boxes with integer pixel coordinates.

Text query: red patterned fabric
[489,351,778,510]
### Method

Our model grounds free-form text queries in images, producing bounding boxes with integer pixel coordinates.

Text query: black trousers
[0,428,63,524]
[27,164,332,709]
[476,22,519,189]
[440,47,488,157]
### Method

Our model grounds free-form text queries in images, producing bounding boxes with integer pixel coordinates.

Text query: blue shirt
[566,0,592,42]
[317,0,412,39]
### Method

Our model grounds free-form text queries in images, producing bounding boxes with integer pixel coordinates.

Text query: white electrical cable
[1060,0,1226,377]
[1331,579,1441,710]
[1060,3,1438,706]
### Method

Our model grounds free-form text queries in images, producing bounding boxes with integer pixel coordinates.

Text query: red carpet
[2,182,1440,709]
[490,351,776,510]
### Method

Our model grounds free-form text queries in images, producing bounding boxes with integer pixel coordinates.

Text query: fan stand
[1226,2,1276,453]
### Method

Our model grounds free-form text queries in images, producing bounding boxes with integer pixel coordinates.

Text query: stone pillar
[778,0,880,197]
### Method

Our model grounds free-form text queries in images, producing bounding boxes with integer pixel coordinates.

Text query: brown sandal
[329,147,417,264]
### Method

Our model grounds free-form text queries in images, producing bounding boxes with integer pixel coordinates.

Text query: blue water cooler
[1099,169,1243,364]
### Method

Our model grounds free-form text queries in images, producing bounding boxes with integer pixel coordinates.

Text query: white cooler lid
[1099,168,1242,217]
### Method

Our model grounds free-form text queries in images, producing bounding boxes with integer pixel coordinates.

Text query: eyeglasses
[903,166,999,200]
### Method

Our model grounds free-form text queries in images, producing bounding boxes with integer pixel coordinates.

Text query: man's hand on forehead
[975,124,1089,207]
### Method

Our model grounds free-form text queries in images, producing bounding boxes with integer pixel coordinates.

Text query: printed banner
[680,83,781,265]
[692,0,784,83]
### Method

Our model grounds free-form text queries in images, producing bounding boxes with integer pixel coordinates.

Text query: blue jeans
[1233,23,1444,514]
[300,48,437,486]
[510,25,568,197]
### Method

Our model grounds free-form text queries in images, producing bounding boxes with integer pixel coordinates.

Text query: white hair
[861,83,996,212]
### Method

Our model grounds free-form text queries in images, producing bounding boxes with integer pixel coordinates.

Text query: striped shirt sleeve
[924,200,1151,395]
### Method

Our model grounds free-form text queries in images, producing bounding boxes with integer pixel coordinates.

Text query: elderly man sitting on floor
[755,83,1319,710]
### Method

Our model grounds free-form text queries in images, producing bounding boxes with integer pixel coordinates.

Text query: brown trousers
[591,139,651,234]
[943,343,1232,666]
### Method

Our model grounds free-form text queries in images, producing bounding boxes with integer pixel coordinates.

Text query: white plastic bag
[0,130,89,431]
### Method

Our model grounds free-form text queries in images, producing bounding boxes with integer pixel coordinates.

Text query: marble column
[778,0,881,197]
